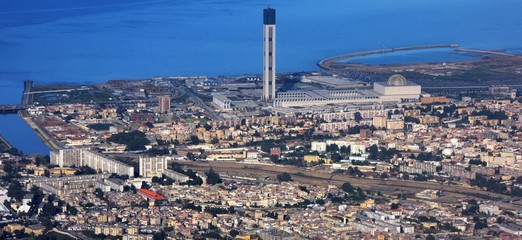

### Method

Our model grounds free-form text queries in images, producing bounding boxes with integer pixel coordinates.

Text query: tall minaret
[263,7,276,102]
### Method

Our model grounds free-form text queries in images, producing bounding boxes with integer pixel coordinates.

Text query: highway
[178,84,222,121]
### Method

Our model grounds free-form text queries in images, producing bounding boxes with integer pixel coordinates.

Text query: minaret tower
[263,7,276,102]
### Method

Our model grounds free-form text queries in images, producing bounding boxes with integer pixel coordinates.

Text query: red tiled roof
[139,189,165,200]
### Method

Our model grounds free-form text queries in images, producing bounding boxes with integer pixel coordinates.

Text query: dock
[21,80,34,106]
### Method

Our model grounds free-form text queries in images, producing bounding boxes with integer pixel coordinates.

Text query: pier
[0,80,33,114]
[21,80,34,106]
[318,44,460,69]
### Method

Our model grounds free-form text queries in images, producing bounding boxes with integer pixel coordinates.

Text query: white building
[51,148,134,176]
[273,74,422,107]
[351,144,366,155]
[139,156,168,178]
[163,169,189,183]
[311,142,327,153]
[212,94,232,110]
[373,74,421,102]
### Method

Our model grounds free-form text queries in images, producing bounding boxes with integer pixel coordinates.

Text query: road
[178,84,222,121]
[179,161,522,210]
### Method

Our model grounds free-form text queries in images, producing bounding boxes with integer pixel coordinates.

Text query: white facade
[273,74,422,107]
[139,156,168,178]
[163,169,189,183]
[263,8,276,101]
[51,148,134,176]
[213,94,232,110]
[373,82,421,96]
[311,142,327,153]
[351,144,366,155]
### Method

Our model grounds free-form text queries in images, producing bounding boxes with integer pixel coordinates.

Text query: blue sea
[1,0,522,153]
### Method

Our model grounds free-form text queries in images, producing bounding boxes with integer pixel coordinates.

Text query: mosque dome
[387,74,407,86]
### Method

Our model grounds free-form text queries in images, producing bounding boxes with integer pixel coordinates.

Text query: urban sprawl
[2,7,522,240]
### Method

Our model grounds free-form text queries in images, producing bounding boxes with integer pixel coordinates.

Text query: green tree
[277,173,292,182]
[75,166,97,175]
[354,112,362,123]
[3,163,14,174]
[7,180,26,201]
[341,182,354,193]
[108,130,151,151]
[190,135,200,145]
[152,176,160,183]
[515,176,522,184]
[229,229,239,237]
[94,188,104,200]
[141,181,151,189]
[153,230,166,240]
[206,168,222,185]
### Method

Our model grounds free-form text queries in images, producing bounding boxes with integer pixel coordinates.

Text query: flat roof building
[273,74,422,107]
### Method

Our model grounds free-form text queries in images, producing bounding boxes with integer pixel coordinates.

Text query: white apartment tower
[158,95,171,113]
[263,7,276,102]
[139,156,168,178]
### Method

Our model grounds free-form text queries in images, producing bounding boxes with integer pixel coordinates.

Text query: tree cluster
[108,130,151,151]
[277,173,292,182]
[205,168,222,185]
[469,174,508,194]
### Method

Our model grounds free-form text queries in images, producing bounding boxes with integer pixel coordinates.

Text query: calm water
[0,114,49,154]
[1,0,522,153]
[342,48,477,65]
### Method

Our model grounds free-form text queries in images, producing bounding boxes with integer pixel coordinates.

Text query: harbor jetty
[318,44,459,69]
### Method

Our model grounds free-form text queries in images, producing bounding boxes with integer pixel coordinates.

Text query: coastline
[0,133,13,152]
[18,110,60,152]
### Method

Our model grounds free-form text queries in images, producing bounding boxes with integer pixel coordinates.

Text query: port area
[319,44,522,85]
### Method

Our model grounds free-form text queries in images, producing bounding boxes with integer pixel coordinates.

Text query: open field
[33,89,114,104]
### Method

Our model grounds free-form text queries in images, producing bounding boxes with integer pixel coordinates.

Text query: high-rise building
[263,7,276,102]
[139,156,168,178]
[50,148,134,176]
[158,95,171,113]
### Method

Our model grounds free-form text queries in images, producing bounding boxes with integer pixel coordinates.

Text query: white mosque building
[272,74,422,107]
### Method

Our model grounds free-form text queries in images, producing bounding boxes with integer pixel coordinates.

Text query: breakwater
[318,44,460,69]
